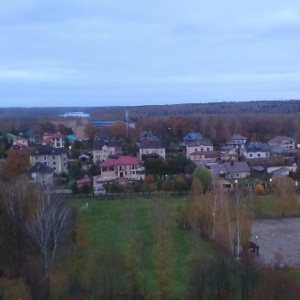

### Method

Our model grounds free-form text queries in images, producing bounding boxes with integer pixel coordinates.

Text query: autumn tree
[84,124,98,147]
[143,174,157,193]
[0,176,33,275]
[1,148,30,178]
[192,166,212,193]
[272,176,297,217]
[108,121,126,140]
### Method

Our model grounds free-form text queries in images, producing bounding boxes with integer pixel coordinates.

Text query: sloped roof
[270,167,290,177]
[231,134,247,140]
[28,162,54,174]
[186,139,213,147]
[210,162,250,177]
[76,178,91,185]
[270,145,295,154]
[183,132,203,141]
[32,145,67,156]
[244,142,271,152]
[100,155,141,167]
[269,136,296,143]
[140,139,164,149]
[93,137,120,150]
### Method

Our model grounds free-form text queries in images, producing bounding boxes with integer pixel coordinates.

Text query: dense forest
[2,100,300,118]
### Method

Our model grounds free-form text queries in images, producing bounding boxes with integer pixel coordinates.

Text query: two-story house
[179,132,214,163]
[30,145,68,174]
[137,131,165,161]
[42,133,65,148]
[92,137,123,163]
[99,155,145,182]
[240,142,271,159]
[226,134,247,149]
[268,136,296,150]
[13,137,29,149]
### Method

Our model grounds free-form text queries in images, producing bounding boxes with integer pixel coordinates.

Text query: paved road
[251,218,300,267]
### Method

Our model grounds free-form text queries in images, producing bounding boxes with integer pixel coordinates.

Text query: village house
[12,137,29,149]
[137,131,165,161]
[98,155,145,182]
[179,132,214,163]
[42,133,65,148]
[210,161,251,179]
[30,145,68,174]
[240,142,271,159]
[28,162,54,187]
[268,136,296,150]
[92,137,123,163]
[226,134,247,149]
[220,145,239,161]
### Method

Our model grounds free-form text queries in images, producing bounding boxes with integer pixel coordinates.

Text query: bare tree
[227,187,254,258]
[0,176,31,274]
[26,190,73,278]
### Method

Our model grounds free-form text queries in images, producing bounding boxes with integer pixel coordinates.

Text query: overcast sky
[1,1,300,107]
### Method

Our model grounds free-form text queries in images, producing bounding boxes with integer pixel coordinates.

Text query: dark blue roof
[183,133,203,141]
[28,162,54,174]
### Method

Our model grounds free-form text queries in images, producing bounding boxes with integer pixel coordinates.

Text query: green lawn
[70,195,200,298]
[256,194,300,218]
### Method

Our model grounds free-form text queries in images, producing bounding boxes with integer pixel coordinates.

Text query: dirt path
[251,218,300,267]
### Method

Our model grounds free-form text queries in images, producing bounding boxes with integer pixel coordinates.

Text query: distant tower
[125,109,129,138]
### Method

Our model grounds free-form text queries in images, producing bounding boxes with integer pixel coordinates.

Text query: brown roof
[186,139,213,147]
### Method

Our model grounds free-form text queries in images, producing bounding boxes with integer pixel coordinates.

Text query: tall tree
[1,148,30,178]
[273,177,297,217]
[26,190,74,296]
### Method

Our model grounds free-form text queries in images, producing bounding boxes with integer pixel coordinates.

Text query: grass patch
[70,195,200,298]
[256,194,300,218]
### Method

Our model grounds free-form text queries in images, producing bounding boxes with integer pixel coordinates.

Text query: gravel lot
[251,218,300,267]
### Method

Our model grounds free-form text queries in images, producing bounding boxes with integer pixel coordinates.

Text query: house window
[249,154,253,157]
[35,156,38,160]
[257,154,261,157]
[52,156,55,159]
[53,167,56,170]
[201,148,203,151]
[43,162,47,165]
[53,162,56,165]
[44,155,47,160]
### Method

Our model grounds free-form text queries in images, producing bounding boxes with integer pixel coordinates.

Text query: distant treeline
[2,100,300,119]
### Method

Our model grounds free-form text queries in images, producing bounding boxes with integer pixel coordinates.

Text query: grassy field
[70,195,203,298]
[69,192,300,297]
[256,194,300,218]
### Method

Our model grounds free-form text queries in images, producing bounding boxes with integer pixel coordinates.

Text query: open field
[70,195,208,298]
[252,218,300,267]
[70,193,300,297]
[255,194,300,218]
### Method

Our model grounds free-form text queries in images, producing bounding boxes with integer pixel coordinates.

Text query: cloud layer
[1,1,299,106]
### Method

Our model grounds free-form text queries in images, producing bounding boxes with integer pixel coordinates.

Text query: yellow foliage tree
[273,177,297,216]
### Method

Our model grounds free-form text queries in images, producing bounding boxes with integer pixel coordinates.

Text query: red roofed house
[76,177,91,189]
[42,133,65,148]
[99,156,145,182]
[13,137,29,148]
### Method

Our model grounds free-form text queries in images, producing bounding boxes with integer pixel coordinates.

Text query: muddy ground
[251,218,300,267]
